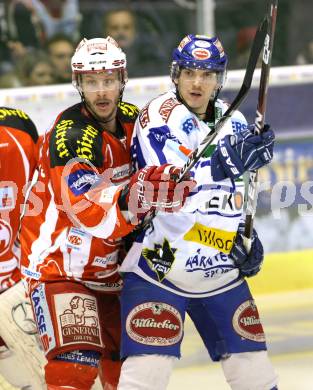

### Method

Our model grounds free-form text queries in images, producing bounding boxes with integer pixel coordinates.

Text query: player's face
[81,70,122,123]
[176,68,218,114]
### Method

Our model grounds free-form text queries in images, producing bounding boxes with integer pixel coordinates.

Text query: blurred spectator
[104,8,136,50]
[0,50,54,88]
[22,50,54,86]
[232,26,262,70]
[6,0,42,47]
[0,0,41,75]
[16,0,81,42]
[296,39,313,65]
[103,8,168,78]
[45,33,75,84]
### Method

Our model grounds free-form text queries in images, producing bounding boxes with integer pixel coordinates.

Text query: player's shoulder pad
[50,103,104,168]
[117,101,139,123]
[0,107,38,143]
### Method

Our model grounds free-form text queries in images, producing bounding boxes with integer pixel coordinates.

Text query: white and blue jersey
[120,89,248,297]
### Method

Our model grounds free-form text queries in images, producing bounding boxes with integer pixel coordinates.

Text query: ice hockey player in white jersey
[117,34,279,390]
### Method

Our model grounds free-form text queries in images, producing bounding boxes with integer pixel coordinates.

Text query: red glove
[119,164,196,221]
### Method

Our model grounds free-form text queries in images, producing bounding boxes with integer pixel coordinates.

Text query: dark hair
[17,50,53,83]
[45,33,75,52]
[103,8,137,31]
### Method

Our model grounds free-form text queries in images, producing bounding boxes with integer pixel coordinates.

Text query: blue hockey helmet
[171,34,227,89]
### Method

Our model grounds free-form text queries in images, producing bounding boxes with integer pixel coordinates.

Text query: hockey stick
[243,0,278,251]
[176,16,268,183]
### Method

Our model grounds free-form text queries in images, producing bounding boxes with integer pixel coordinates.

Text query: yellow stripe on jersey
[184,223,236,254]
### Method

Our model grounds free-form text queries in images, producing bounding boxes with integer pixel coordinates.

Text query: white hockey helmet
[71,36,128,91]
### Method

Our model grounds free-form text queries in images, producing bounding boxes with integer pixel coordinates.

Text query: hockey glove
[211,124,275,181]
[119,164,196,221]
[230,222,264,278]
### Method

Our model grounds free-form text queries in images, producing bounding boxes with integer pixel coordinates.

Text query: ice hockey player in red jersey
[0,107,39,292]
[20,36,195,390]
[0,107,40,388]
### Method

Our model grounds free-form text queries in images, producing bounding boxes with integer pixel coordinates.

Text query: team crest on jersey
[142,238,177,282]
[181,116,199,135]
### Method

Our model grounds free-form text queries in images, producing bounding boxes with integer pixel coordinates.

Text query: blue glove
[211,124,275,181]
[230,222,264,278]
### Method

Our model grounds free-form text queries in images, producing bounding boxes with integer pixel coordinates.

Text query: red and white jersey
[0,107,39,292]
[20,101,139,293]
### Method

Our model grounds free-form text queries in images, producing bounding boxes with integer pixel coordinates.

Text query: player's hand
[119,164,196,220]
[230,222,264,278]
[211,124,275,181]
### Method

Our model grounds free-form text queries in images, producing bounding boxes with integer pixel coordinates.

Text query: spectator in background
[16,0,81,42]
[104,8,136,51]
[233,26,261,70]
[0,0,41,75]
[21,50,54,86]
[0,50,54,88]
[45,33,75,84]
[296,39,313,65]
[103,8,168,78]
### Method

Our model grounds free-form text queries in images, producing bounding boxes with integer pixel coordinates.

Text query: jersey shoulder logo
[0,107,38,143]
[138,103,150,129]
[159,98,181,123]
[118,101,139,122]
[50,107,103,168]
